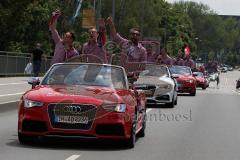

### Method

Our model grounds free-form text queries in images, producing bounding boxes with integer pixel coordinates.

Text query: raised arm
[106,17,117,38]
[49,10,61,44]
[106,16,128,47]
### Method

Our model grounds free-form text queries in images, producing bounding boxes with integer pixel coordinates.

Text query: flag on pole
[70,0,83,23]
[184,45,191,57]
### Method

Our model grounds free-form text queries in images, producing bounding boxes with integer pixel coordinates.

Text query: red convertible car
[169,66,197,96]
[193,72,208,90]
[18,63,146,148]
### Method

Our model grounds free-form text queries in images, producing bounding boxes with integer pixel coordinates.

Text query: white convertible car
[134,64,178,108]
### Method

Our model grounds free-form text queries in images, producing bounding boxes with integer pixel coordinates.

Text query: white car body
[134,65,177,107]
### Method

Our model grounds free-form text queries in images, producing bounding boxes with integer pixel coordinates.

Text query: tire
[174,96,178,105]
[190,89,196,96]
[18,132,38,144]
[166,97,174,108]
[137,112,146,138]
[202,86,207,90]
[125,113,137,148]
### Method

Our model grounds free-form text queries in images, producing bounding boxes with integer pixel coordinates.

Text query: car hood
[175,74,195,81]
[23,85,130,106]
[195,77,205,81]
[135,76,174,86]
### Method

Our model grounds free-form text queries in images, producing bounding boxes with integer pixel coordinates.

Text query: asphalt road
[0,77,30,104]
[0,71,239,160]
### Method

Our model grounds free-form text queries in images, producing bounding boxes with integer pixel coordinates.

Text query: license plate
[144,90,153,96]
[56,116,89,124]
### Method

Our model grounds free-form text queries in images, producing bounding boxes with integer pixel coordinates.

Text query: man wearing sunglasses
[106,17,147,63]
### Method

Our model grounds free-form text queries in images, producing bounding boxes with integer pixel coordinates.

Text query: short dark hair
[129,28,140,34]
[69,32,75,41]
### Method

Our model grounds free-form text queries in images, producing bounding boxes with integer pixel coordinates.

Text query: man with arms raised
[106,17,147,63]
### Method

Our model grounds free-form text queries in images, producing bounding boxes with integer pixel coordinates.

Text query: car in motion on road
[18,63,146,148]
[169,66,197,96]
[134,64,177,108]
[193,72,208,90]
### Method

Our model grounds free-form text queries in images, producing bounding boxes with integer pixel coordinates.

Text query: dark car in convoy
[18,63,146,148]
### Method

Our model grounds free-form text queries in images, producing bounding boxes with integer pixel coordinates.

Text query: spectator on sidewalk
[49,10,78,65]
[30,43,46,77]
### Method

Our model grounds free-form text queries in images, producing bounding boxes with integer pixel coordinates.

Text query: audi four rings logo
[64,105,82,114]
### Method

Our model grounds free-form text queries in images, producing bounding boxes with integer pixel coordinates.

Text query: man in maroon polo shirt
[173,50,185,66]
[106,17,147,63]
[158,48,174,65]
[49,10,78,65]
[81,26,108,64]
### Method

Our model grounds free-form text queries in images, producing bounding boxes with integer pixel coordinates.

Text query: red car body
[18,63,146,148]
[170,66,197,96]
[194,74,208,89]
[175,75,197,95]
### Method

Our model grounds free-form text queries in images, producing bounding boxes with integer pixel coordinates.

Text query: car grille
[48,104,97,130]
[135,85,156,97]
[177,80,183,84]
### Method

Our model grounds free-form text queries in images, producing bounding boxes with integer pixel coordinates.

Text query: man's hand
[49,9,61,30]
[106,17,114,26]
[106,16,117,37]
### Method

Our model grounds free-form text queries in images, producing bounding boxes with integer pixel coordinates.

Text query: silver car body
[134,65,177,105]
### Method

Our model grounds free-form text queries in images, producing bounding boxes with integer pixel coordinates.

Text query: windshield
[41,64,127,89]
[169,66,192,76]
[139,65,169,77]
[195,72,203,77]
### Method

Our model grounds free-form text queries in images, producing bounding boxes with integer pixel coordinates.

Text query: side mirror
[128,83,133,89]
[28,77,40,89]
[127,72,138,84]
[171,74,179,79]
[193,72,198,77]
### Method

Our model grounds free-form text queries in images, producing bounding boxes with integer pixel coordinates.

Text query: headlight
[24,99,43,108]
[102,104,126,113]
[185,80,194,83]
[159,84,171,89]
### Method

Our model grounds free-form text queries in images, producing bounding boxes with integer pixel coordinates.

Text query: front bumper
[177,82,196,93]
[18,103,133,140]
[146,93,172,104]
[196,81,207,88]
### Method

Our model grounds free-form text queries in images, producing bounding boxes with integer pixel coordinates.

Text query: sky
[166,0,240,16]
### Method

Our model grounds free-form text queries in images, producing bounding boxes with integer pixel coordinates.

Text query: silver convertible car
[134,64,178,108]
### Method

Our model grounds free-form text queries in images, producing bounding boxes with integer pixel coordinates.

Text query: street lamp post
[112,0,116,23]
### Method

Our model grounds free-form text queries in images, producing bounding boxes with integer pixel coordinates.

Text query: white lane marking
[0,92,24,97]
[146,109,152,113]
[0,100,19,105]
[66,155,81,160]
[0,82,26,86]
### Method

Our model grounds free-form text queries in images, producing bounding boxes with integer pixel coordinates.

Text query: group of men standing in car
[47,10,196,70]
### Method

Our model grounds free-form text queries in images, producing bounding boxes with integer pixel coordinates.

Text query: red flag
[184,46,190,57]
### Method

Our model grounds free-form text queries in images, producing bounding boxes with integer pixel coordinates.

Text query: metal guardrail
[0,51,52,76]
